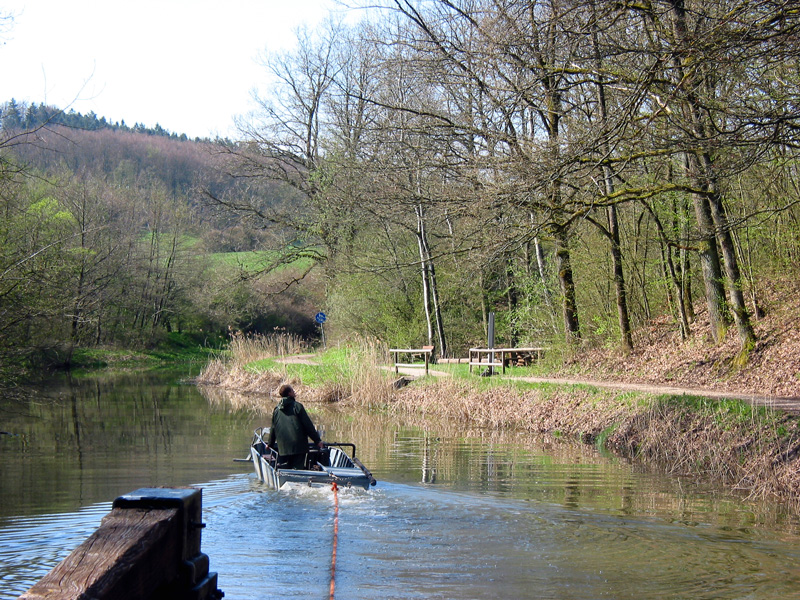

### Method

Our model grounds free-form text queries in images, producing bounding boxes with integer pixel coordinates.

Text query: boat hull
[250,445,374,491]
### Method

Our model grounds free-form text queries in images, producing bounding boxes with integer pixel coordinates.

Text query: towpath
[510,375,800,416]
[279,354,800,416]
[391,363,800,416]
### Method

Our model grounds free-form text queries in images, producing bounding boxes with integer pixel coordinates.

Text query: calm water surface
[2,371,800,599]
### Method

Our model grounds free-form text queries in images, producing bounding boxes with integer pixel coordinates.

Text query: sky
[1,1,346,139]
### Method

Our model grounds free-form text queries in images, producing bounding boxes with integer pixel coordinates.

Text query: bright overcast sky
[1,1,347,139]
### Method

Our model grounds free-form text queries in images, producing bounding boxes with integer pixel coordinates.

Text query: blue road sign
[315,312,327,324]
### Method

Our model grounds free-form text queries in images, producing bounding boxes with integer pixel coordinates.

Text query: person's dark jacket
[267,395,321,457]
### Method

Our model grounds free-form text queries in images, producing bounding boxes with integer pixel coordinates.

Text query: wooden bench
[469,347,547,374]
[390,345,434,376]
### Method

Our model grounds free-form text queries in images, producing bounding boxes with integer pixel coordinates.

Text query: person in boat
[267,384,324,469]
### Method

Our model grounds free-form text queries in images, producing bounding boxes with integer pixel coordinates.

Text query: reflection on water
[0,371,257,518]
[3,375,800,599]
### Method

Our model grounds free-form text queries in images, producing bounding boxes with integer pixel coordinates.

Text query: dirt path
[511,375,800,415]
[278,353,320,365]
[393,363,800,415]
[399,358,800,415]
[382,366,453,377]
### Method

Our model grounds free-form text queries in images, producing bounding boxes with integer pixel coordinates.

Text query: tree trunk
[668,0,753,347]
[641,200,691,339]
[699,154,756,348]
[590,0,632,352]
[418,215,447,357]
[679,194,695,323]
[415,217,434,347]
[607,205,633,351]
[690,185,729,343]
[533,236,559,335]
[553,225,580,343]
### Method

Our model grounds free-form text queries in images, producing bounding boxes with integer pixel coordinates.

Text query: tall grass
[227,331,307,366]
[286,337,394,405]
[196,331,305,394]
[340,336,394,406]
[198,334,395,407]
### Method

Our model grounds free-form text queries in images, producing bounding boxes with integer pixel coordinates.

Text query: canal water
[2,371,800,599]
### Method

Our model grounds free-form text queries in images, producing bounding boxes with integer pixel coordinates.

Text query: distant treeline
[0,98,204,142]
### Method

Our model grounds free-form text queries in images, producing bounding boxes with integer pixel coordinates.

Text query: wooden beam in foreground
[19,487,222,600]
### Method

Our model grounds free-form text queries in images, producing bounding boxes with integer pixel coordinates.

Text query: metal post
[488,312,495,376]
[315,312,327,349]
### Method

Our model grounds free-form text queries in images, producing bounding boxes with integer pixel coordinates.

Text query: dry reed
[196,331,306,395]
[197,362,285,397]
[197,335,394,409]
[294,337,395,405]
[605,399,800,505]
[227,331,307,367]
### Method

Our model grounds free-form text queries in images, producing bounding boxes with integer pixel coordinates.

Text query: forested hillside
[0,102,320,370]
[3,0,800,375]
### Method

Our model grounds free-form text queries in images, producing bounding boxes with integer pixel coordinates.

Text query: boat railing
[252,426,268,448]
[324,443,376,486]
[324,442,357,458]
[251,428,374,484]
[251,427,278,465]
[252,428,357,461]
[248,427,376,487]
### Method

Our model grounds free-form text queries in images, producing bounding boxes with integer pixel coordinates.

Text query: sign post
[315,312,327,348]
[488,312,495,376]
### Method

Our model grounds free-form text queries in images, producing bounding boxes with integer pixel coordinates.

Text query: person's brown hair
[278,384,295,398]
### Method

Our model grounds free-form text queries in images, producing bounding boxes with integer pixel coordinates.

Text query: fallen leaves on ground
[558,278,800,398]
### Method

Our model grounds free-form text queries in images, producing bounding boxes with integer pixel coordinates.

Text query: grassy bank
[196,336,800,508]
[24,332,224,374]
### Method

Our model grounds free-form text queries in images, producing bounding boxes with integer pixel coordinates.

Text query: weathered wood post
[19,487,223,600]
[422,345,434,376]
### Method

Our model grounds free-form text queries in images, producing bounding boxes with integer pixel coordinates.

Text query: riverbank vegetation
[197,333,800,508]
[65,332,221,371]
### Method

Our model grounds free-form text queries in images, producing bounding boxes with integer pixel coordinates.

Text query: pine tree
[1,98,23,131]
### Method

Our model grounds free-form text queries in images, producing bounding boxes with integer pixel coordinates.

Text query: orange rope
[329,481,339,600]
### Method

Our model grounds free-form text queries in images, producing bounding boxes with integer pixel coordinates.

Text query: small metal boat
[247,427,377,491]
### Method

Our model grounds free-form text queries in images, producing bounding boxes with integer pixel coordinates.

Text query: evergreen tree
[1,98,23,130]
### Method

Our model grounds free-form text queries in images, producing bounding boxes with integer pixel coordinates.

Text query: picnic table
[390,345,434,376]
[468,347,547,374]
